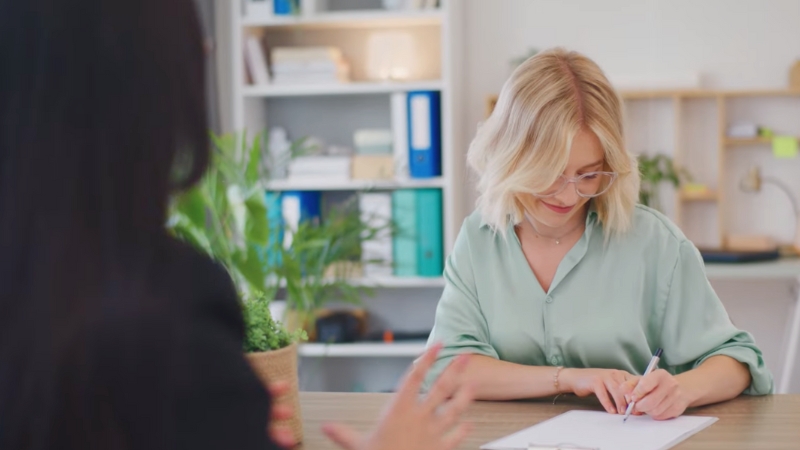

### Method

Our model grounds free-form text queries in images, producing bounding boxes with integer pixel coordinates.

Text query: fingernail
[624,395,631,403]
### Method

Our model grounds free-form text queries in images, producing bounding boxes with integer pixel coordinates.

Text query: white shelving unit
[277,276,445,288]
[230,0,465,257]
[229,0,466,379]
[299,341,427,358]
[242,80,444,98]
[265,176,445,191]
[241,9,443,29]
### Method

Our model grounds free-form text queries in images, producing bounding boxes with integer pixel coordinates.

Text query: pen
[622,348,663,423]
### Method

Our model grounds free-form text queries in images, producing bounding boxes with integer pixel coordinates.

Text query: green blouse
[424,205,773,395]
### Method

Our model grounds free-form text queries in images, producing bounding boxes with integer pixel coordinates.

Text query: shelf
[620,89,800,100]
[705,258,800,280]
[725,137,772,146]
[265,177,445,191]
[298,341,427,357]
[679,189,718,201]
[351,276,445,288]
[242,80,443,98]
[274,276,445,289]
[620,89,715,100]
[725,137,800,147]
[722,89,800,98]
[242,9,443,29]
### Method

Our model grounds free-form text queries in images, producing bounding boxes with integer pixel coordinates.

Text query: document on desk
[481,410,717,450]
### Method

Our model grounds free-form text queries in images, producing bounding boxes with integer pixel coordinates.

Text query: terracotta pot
[246,343,303,445]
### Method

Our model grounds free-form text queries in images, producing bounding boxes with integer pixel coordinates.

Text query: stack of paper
[481,410,718,450]
[287,156,351,183]
[270,47,350,85]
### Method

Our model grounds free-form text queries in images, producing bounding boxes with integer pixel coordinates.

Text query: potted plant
[167,131,387,441]
[243,291,307,444]
[638,153,689,211]
[277,200,386,338]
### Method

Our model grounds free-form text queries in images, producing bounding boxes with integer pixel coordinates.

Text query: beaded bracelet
[553,366,564,394]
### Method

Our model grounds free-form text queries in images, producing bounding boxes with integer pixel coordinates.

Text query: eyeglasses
[532,171,618,199]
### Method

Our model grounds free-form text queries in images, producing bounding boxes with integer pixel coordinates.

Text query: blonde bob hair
[468,48,640,236]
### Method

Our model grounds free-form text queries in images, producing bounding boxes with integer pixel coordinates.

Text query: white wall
[463,0,800,142]
[459,0,800,391]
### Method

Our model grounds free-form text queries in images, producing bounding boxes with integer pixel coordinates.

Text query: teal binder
[416,189,443,276]
[392,190,418,276]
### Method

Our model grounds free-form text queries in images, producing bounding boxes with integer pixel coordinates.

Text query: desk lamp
[740,166,800,254]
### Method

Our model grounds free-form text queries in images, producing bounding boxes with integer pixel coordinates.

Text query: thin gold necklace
[525,213,584,245]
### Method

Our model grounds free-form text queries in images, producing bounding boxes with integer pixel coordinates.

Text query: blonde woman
[424,48,772,420]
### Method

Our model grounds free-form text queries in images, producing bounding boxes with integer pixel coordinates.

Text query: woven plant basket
[246,343,303,445]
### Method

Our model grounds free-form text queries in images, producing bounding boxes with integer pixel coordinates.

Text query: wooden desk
[299,392,800,449]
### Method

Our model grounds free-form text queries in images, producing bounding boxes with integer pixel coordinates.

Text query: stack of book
[287,155,351,183]
[270,47,350,85]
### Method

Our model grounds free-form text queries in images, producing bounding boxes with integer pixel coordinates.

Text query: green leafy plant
[169,132,274,294]
[638,153,689,210]
[167,131,390,344]
[279,200,389,313]
[243,291,307,352]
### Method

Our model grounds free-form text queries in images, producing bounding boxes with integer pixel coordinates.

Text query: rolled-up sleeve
[423,223,498,390]
[658,240,774,395]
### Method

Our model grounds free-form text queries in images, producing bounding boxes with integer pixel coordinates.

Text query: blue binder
[407,91,441,178]
[262,192,284,267]
[273,0,298,15]
[281,191,321,229]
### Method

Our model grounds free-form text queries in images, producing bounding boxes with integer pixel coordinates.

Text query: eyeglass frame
[530,171,618,199]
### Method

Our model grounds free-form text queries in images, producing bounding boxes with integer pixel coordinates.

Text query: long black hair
[0,0,210,448]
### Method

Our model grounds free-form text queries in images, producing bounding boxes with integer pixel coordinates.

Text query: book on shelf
[415,189,443,276]
[383,0,439,10]
[391,92,410,179]
[270,46,350,85]
[354,129,393,155]
[272,47,343,61]
[359,193,394,277]
[244,36,270,85]
[391,188,443,277]
[352,155,394,180]
[392,190,418,276]
[271,73,350,85]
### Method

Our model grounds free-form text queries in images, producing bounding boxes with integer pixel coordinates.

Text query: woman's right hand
[560,368,636,415]
[322,343,474,450]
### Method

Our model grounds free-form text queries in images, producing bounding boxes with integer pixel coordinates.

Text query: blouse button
[545,295,554,304]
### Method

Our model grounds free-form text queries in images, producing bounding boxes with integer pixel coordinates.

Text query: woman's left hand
[620,369,691,421]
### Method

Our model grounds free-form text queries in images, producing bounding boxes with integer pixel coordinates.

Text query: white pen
[623,348,663,423]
